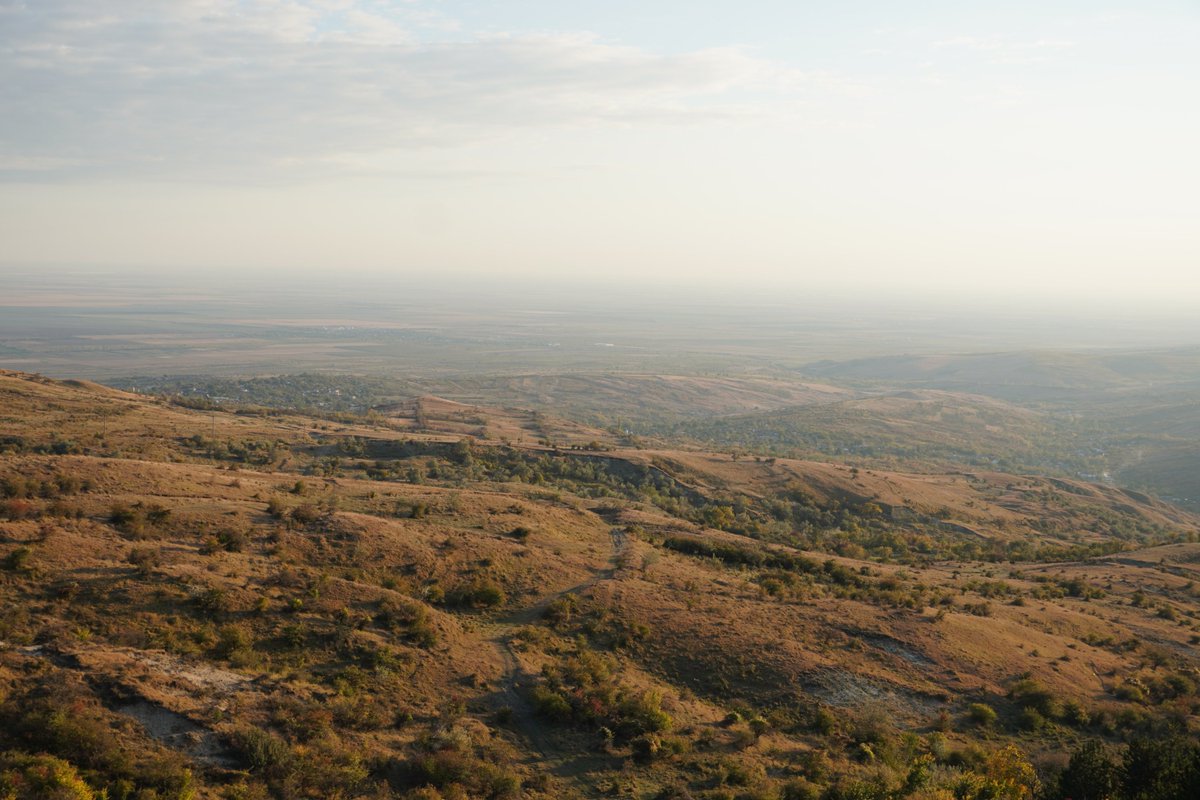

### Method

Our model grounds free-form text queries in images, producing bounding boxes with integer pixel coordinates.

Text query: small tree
[1055,740,1120,800]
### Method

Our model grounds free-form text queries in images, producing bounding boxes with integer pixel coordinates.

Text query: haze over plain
[2,1,1198,308]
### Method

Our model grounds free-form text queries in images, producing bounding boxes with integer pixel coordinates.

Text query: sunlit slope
[2,370,1199,799]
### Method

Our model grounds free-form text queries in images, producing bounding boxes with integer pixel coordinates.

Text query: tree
[1056,740,1120,800]
[1123,735,1200,800]
[980,745,1040,800]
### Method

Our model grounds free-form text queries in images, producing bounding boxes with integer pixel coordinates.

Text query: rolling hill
[2,370,1199,800]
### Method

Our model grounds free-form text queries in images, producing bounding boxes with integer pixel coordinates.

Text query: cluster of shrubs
[227,725,371,797]
[0,472,91,520]
[109,502,172,538]
[1111,668,1200,706]
[0,679,196,799]
[980,674,1200,737]
[664,536,951,610]
[382,725,523,799]
[1007,677,1092,730]
[267,495,329,529]
[543,593,650,651]
[182,434,284,466]
[374,596,439,648]
[530,648,672,741]
[443,580,506,610]
[654,739,1044,800]
[661,535,818,574]
[1,472,89,499]
[198,525,250,554]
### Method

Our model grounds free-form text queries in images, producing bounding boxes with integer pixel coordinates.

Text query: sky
[1,1,1198,306]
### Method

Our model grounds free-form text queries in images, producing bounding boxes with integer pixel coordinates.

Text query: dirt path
[486,528,631,762]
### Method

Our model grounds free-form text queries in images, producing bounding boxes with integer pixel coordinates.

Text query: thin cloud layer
[0,0,785,179]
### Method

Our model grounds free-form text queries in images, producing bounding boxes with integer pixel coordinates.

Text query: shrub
[288,504,322,527]
[231,727,293,776]
[615,689,672,737]
[1016,707,1046,731]
[812,706,840,735]
[1113,680,1146,703]
[782,779,821,800]
[266,496,288,518]
[377,599,439,648]
[978,745,1040,800]
[194,586,229,615]
[1062,700,1091,727]
[127,546,161,571]
[446,580,506,609]
[631,734,661,763]
[215,526,249,552]
[530,686,572,720]
[967,703,998,727]
[0,752,98,800]
[271,699,333,743]
[1,499,38,521]
[108,502,137,526]
[1008,677,1062,719]
[214,624,253,660]
[543,593,580,625]
[2,547,33,572]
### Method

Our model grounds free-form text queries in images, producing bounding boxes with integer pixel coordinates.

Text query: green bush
[231,727,293,776]
[2,547,32,572]
[1009,677,1063,719]
[0,751,97,800]
[967,702,998,727]
[530,686,572,721]
[1017,707,1046,731]
[446,580,506,609]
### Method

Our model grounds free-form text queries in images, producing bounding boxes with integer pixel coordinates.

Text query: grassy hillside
[2,371,1199,800]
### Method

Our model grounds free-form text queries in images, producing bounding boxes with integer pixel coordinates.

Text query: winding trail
[486,527,631,762]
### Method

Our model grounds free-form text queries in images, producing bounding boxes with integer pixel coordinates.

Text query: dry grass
[1,369,1198,799]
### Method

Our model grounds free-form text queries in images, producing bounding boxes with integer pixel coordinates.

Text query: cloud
[932,35,1075,65]
[0,1,789,181]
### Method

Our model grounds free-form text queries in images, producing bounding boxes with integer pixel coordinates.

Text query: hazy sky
[2,1,1197,305]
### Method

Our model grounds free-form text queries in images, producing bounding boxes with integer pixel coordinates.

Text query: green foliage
[0,751,98,800]
[445,580,506,609]
[957,745,1040,800]
[1054,741,1121,800]
[967,702,997,727]
[231,727,294,775]
[375,597,439,647]
[661,536,818,575]
[390,728,522,800]
[214,623,254,661]
[1008,677,1063,720]
[1122,735,1200,800]
[532,649,673,740]
[2,547,33,572]
[0,682,195,799]
[193,586,229,615]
